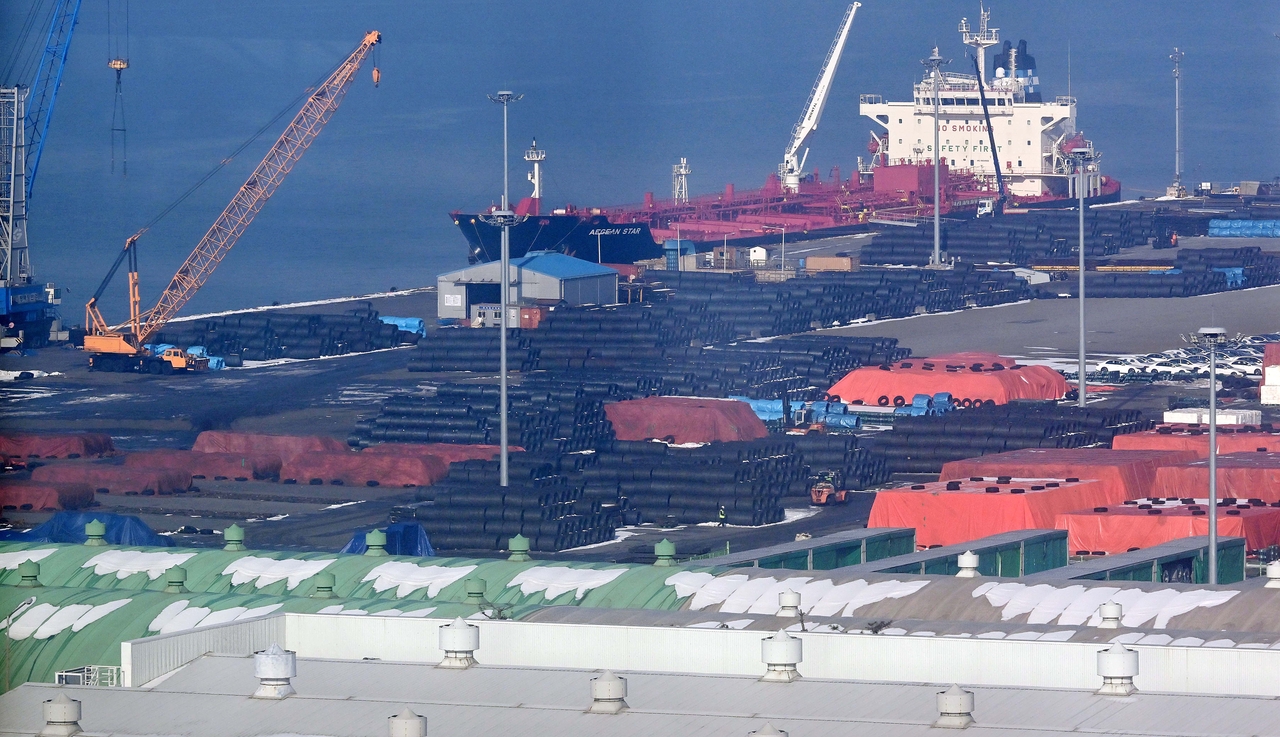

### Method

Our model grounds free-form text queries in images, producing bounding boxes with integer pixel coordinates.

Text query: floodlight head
[1198,326,1227,339]
[488,91,522,104]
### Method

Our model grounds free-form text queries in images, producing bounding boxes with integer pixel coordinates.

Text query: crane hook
[372,67,381,87]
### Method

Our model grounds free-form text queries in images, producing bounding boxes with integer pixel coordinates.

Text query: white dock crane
[779,2,860,193]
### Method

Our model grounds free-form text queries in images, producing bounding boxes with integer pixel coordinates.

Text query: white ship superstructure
[860,8,1104,201]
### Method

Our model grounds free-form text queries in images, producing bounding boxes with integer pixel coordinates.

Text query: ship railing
[858,94,884,105]
[1053,95,1077,106]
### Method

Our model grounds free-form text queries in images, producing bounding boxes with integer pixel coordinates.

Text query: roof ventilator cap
[760,629,802,682]
[1266,561,1280,589]
[39,693,82,737]
[16,560,41,588]
[164,566,188,594]
[438,617,479,669]
[83,519,107,547]
[653,539,676,567]
[463,578,487,606]
[748,724,789,737]
[1096,642,1139,696]
[587,670,628,714]
[388,708,427,737]
[223,523,247,551]
[1097,601,1123,629]
[934,685,975,729]
[777,590,801,618]
[253,644,297,699]
[507,534,532,562]
[364,528,388,557]
[955,551,980,578]
[312,571,336,598]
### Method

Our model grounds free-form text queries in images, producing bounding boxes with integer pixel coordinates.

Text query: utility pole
[922,47,948,266]
[1069,144,1095,407]
[481,90,523,487]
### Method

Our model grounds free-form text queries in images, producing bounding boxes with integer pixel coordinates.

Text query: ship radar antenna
[959,4,999,85]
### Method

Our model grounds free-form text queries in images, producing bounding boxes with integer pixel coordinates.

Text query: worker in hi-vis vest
[718,506,727,527]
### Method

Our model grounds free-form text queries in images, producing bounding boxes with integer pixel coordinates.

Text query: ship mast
[524,139,545,215]
[959,5,999,85]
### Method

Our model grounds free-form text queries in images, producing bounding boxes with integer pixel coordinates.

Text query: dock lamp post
[761,225,787,276]
[1067,144,1096,408]
[1192,326,1228,583]
[479,90,524,487]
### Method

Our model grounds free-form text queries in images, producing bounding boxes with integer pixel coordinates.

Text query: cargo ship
[452,6,1121,265]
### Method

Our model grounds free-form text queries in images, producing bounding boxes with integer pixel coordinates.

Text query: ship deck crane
[973,56,1008,216]
[779,2,859,194]
[83,30,381,373]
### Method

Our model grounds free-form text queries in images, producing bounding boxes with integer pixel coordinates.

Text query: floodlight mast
[480,90,524,488]
[1194,326,1228,584]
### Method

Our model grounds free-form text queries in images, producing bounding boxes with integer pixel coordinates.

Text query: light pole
[761,225,787,276]
[922,47,948,267]
[479,90,523,487]
[1194,326,1227,583]
[1170,48,1184,196]
[1068,145,1095,408]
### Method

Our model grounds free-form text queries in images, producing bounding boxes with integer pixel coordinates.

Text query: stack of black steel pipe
[152,310,408,361]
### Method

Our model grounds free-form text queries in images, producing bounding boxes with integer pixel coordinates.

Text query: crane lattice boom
[134,30,381,344]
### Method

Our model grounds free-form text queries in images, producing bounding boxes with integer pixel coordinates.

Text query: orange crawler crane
[84,31,382,373]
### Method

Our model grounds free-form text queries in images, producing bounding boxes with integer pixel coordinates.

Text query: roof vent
[388,708,427,737]
[252,644,297,699]
[760,629,802,682]
[934,685,975,729]
[16,560,41,588]
[312,571,336,598]
[223,523,247,551]
[438,617,479,669]
[653,539,676,566]
[364,529,389,557]
[1096,642,1138,696]
[83,519,107,547]
[955,551,980,578]
[748,724,789,737]
[1266,561,1280,589]
[777,590,801,618]
[39,693,81,737]
[164,566,188,594]
[1097,601,1122,628]
[463,578,487,606]
[587,670,628,714]
[507,534,532,562]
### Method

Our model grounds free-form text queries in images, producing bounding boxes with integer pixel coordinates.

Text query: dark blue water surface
[3,1,1277,321]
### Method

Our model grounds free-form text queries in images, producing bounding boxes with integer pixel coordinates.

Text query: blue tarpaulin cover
[379,316,427,336]
[340,521,435,557]
[0,511,174,547]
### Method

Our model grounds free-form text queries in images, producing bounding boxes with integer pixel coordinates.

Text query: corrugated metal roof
[2,654,1277,736]
[511,251,618,279]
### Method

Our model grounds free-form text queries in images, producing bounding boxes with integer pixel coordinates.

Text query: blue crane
[24,0,83,200]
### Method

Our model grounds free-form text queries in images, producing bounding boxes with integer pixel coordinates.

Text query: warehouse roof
[511,251,618,279]
[2,654,1278,737]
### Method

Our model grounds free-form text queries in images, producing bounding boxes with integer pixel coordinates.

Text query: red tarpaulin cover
[827,353,1067,406]
[0,480,94,510]
[1113,426,1280,457]
[1264,343,1280,370]
[0,433,115,460]
[30,463,190,494]
[361,443,520,464]
[604,397,768,444]
[124,450,283,480]
[1151,452,1280,501]
[1058,500,1280,553]
[192,431,346,459]
[868,477,1112,547]
[939,448,1198,502]
[281,451,448,488]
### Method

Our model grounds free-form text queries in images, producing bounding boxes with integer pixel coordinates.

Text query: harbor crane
[83,30,382,373]
[779,2,859,193]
